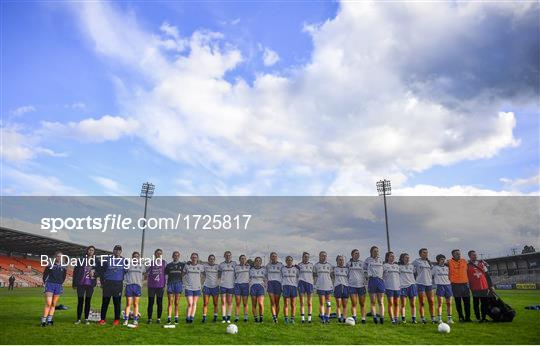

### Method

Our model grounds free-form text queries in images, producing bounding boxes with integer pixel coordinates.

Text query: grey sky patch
[1,197,538,263]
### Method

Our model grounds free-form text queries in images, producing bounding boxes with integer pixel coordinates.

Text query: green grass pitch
[0,288,539,344]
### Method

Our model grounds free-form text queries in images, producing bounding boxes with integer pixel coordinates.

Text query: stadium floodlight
[139,182,155,258]
[376,179,391,253]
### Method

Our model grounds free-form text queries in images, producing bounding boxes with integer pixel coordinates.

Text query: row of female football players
[41,245,454,326]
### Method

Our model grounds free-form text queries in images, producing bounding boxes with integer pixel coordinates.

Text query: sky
[1,1,539,197]
[2,196,538,261]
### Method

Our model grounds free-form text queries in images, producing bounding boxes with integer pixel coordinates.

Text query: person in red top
[467,250,494,322]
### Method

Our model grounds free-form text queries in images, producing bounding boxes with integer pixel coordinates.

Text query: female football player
[146,249,166,324]
[364,246,385,324]
[347,249,367,324]
[165,251,184,324]
[249,256,266,323]
[398,253,418,323]
[234,255,250,322]
[433,254,454,324]
[314,251,333,323]
[297,252,314,323]
[218,251,236,323]
[123,251,144,326]
[413,248,436,324]
[183,253,204,323]
[281,255,299,323]
[41,251,67,326]
[333,255,349,323]
[383,252,400,324]
[266,252,283,323]
[202,254,219,323]
[73,245,96,325]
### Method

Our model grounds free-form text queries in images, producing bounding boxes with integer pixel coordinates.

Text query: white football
[345,317,356,326]
[438,322,451,334]
[226,324,238,334]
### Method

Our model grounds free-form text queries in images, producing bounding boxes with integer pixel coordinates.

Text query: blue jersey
[100,256,125,282]
[43,263,67,284]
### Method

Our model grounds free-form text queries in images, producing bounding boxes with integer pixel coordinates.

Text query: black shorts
[148,287,165,298]
[451,283,470,297]
[472,289,489,298]
[102,280,123,297]
[77,285,95,298]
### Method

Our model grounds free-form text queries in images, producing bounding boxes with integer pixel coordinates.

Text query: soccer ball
[345,317,356,326]
[226,324,238,334]
[438,322,451,334]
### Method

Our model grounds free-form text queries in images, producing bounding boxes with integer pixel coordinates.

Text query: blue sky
[1,1,539,196]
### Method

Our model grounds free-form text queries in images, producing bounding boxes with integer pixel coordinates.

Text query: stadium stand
[0,226,110,288]
[486,252,540,289]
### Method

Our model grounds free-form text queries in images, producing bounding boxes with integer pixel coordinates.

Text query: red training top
[467,260,489,291]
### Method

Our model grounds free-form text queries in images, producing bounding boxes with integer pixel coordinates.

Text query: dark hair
[191,252,199,258]
[336,255,344,263]
[85,245,95,256]
[398,253,409,265]
[468,250,476,257]
[239,254,246,260]
[436,254,446,263]
[370,246,378,257]
[132,251,140,257]
[154,248,163,255]
[286,255,293,261]
[302,252,310,257]
[384,251,394,263]
[419,248,428,255]
[451,249,460,255]
[208,254,215,260]
[270,252,277,256]
[351,249,359,256]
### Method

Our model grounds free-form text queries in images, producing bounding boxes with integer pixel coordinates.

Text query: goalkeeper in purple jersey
[145,249,166,324]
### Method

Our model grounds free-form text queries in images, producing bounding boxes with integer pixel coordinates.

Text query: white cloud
[2,167,82,195]
[500,174,540,192]
[1,125,66,162]
[393,184,519,197]
[41,115,139,142]
[261,46,279,66]
[70,1,537,195]
[10,105,36,117]
[91,176,127,195]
